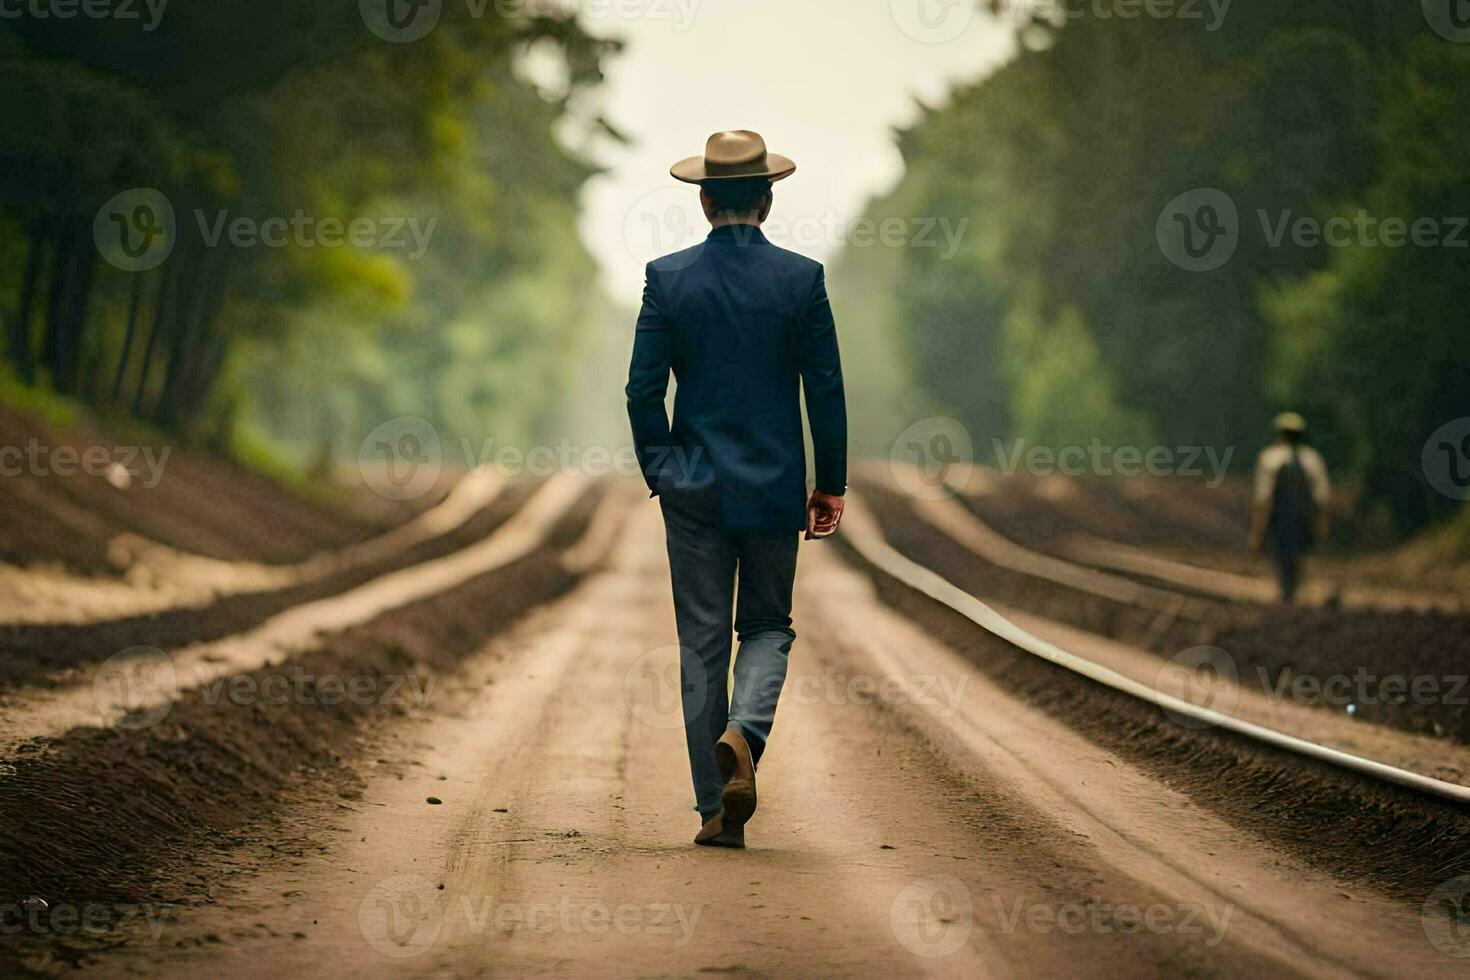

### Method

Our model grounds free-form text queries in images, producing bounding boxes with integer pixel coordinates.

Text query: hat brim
[670,153,796,184]
[1274,413,1307,433]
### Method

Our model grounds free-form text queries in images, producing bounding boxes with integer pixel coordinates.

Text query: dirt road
[76,503,1460,979]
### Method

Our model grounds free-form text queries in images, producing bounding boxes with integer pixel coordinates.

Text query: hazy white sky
[572,0,1014,305]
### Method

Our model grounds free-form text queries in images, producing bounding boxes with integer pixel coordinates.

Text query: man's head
[1274,411,1307,444]
[700,177,773,226]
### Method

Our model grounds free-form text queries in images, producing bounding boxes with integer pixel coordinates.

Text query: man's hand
[806,491,845,540]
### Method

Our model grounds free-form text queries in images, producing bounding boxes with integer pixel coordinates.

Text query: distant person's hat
[671,130,796,184]
[1274,412,1307,434]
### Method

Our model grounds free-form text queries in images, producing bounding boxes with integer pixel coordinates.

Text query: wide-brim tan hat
[1274,411,1307,434]
[671,130,796,184]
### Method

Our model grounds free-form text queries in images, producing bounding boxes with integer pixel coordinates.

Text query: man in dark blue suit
[625,130,847,848]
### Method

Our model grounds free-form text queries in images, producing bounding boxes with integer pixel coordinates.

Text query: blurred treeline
[833,0,1469,535]
[0,1,617,472]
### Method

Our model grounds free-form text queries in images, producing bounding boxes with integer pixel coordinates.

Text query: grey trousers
[659,484,798,820]
[1272,542,1303,603]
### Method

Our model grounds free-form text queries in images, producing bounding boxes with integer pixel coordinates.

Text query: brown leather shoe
[693,809,744,848]
[716,729,757,831]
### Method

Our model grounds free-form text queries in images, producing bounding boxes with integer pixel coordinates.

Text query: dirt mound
[0,481,535,687]
[0,404,387,575]
[0,486,603,952]
[863,481,1470,744]
[1214,607,1470,741]
[839,532,1470,902]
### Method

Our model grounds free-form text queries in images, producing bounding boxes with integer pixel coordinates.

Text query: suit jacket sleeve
[625,264,673,496]
[798,267,848,496]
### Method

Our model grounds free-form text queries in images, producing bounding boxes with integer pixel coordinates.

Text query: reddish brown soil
[0,481,536,687]
[834,528,1470,901]
[862,480,1470,744]
[0,486,602,923]
[0,405,388,574]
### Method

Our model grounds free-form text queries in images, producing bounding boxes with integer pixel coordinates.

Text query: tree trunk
[9,218,47,383]
[175,255,237,424]
[41,219,75,385]
[155,243,213,428]
[55,217,98,394]
[111,271,147,401]
[132,252,180,417]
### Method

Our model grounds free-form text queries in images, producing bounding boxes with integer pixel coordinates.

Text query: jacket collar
[705,223,768,246]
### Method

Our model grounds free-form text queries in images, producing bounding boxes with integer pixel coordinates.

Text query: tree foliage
[831,0,1467,531]
[0,2,618,467]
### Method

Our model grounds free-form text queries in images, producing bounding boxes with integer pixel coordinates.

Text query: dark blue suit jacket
[625,225,847,533]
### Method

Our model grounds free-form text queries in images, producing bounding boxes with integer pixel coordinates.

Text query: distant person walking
[625,131,847,848]
[1249,412,1330,603]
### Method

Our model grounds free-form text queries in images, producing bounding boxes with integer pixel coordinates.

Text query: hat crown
[1274,411,1307,433]
[705,130,768,167]
[670,131,795,184]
